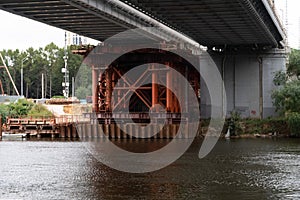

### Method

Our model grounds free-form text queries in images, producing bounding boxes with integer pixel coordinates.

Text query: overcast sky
[0,0,299,50]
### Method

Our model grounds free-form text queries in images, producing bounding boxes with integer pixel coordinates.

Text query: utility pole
[72,76,75,98]
[62,31,69,98]
[42,73,44,99]
[21,57,29,96]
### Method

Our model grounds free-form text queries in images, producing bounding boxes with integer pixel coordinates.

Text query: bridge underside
[0,0,133,42]
[0,0,284,48]
[120,0,284,48]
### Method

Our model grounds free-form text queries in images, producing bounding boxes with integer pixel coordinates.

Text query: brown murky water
[0,138,299,199]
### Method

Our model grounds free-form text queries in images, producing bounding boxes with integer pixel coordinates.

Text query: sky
[0,0,299,50]
[274,0,300,49]
[0,10,99,50]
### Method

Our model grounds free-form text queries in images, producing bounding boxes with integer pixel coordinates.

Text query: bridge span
[0,0,287,120]
[0,0,285,48]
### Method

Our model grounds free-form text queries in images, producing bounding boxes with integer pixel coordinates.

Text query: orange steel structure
[73,43,200,124]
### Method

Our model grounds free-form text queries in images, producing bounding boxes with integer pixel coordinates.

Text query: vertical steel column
[185,65,189,113]
[123,73,126,110]
[173,68,179,113]
[116,68,122,105]
[92,66,99,112]
[166,63,173,112]
[152,64,158,110]
[111,69,116,109]
[106,68,112,112]
[99,72,103,110]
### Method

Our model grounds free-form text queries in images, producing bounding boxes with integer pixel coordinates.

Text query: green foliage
[7,98,34,117]
[74,64,92,99]
[238,117,288,135]
[227,111,242,136]
[287,112,300,137]
[1,43,83,98]
[51,96,65,99]
[76,86,91,99]
[272,80,300,115]
[273,70,287,86]
[272,49,300,115]
[28,104,53,118]
[0,99,53,121]
[0,104,9,124]
[271,49,300,137]
[287,49,300,79]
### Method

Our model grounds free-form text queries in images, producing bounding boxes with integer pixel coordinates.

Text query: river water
[0,138,299,200]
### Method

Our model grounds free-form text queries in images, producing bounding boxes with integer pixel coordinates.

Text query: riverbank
[200,118,291,138]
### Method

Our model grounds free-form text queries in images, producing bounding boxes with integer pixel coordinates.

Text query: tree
[272,80,300,115]
[272,49,300,115]
[0,49,21,95]
[273,70,287,86]
[1,43,83,98]
[74,64,92,99]
[287,49,300,79]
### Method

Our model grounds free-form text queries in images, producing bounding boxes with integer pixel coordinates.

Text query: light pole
[21,57,27,96]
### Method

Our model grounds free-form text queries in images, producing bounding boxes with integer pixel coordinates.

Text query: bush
[287,112,300,137]
[0,104,9,124]
[8,99,34,118]
[227,111,242,136]
[28,104,53,118]
[272,80,300,115]
[51,96,65,99]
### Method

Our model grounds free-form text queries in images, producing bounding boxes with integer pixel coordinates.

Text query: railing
[7,117,55,125]
[6,115,90,125]
[54,115,90,124]
[264,0,286,37]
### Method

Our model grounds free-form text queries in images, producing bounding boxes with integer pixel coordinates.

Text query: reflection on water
[0,138,299,199]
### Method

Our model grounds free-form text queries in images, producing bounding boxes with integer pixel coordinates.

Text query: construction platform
[4,117,78,138]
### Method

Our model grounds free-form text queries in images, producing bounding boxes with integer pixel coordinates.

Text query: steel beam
[92,66,99,112]
[105,68,112,112]
[151,64,159,110]
[166,63,172,112]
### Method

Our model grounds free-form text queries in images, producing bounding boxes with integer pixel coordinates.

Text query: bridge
[0,0,286,121]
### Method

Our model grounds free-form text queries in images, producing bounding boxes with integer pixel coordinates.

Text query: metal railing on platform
[55,115,90,124]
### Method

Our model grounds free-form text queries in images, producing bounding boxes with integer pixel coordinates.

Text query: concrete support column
[258,57,263,119]
[92,66,99,112]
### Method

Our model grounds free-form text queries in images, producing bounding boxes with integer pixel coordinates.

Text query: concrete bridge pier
[201,48,286,119]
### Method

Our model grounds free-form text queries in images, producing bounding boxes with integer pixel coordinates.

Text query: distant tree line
[0,43,84,99]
